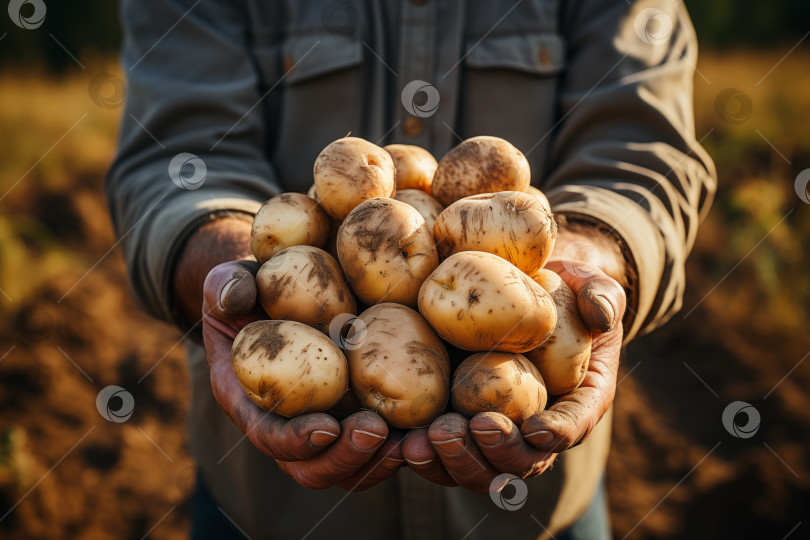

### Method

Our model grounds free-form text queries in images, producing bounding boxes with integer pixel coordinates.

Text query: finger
[545,260,626,332]
[428,413,500,493]
[203,260,261,322]
[278,411,388,490]
[469,412,555,478]
[522,326,623,452]
[402,428,458,487]
[337,431,405,492]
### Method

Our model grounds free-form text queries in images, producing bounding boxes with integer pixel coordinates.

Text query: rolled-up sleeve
[106,0,280,324]
[545,0,716,341]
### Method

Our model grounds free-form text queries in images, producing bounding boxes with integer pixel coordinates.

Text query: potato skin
[250,193,331,263]
[525,270,592,395]
[230,320,349,417]
[384,144,438,193]
[451,352,547,425]
[418,251,556,353]
[347,303,450,428]
[526,185,551,213]
[433,191,557,274]
[337,198,439,308]
[431,136,531,207]
[394,189,445,232]
[256,246,356,333]
[313,137,396,220]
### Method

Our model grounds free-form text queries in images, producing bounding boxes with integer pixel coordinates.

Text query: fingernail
[405,458,433,467]
[471,430,503,446]
[350,429,385,450]
[433,437,466,455]
[525,430,555,447]
[381,457,405,470]
[595,294,616,329]
[309,430,338,447]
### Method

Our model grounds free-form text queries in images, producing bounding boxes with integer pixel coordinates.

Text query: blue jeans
[190,471,610,540]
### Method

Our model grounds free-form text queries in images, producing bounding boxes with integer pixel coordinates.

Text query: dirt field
[1,50,808,539]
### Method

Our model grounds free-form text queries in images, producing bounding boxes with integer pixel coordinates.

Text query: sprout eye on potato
[337,197,439,308]
[250,192,331,263]
[433,191,557,275]
[384,144,438,194]
[451,352,547,425]
[231,320,349,417]
[418,251,557,353]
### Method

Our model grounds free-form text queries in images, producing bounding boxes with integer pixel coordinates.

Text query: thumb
[545,260,626,333]
[203,260,261,321]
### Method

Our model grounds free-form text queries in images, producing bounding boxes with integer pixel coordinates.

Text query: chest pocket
[256,31,364,192]
[458,32,566,184]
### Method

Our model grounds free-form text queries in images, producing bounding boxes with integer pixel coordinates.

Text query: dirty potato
[337,198,439,308]
[431,136,531,207]
[451,352,547,425]
[347,303,450,428]
[526,185,551,213]
[394,189,445,231]
[525,269,592,395]
[256,246,356,333]
[313,137,396,220]
[231,320,349,417]
[250,193,331,263]
[418,251,556,353]
[384,144,438,193]
[433,191,557,274]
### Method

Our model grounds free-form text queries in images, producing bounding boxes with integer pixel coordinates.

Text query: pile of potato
[230,135,592,429]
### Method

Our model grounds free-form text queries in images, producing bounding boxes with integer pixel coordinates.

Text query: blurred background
[1,1,808,539]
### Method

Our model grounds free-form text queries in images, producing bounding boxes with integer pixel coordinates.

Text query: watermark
[634,8,673,46]
[714,88,753,126]
[8,0,46,29]
[321,0,359,36]
[489,473,528,511]
[722,401,760,439]
[89,72,127,109]
[328,313,367,350]
[15,306,54,342]
[401,80,440,118]
[168,153,207,190]
[96,385,135,423]
[794,168,810,204]
[560,240,601,279]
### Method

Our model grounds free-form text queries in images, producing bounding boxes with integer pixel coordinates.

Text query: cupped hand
[202,260,403,491]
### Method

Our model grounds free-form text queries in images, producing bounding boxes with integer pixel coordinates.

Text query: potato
[313,137,396,220]
[256,246,356,333]
[418,251,556,353]
[433,191,556,274]
[525,270,592,395]
[394,189,444,231]
[307,183,320,201]
[526,185,551,213]
[347,303,450,428]
[384,144,438,193]
[431,136,531,206]
[230,320,349,417]
[337,198,439,308]
[250,193,331,263]
[451,352,547,425]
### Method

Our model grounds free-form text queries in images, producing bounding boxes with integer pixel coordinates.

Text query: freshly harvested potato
[418,251,556,353]
[525,270,592,395]
[394,189,445,231]
[250,193,331,263]
[433,191,556,274]
[431,136,531,206]
[384,144,438,193]
[313,137,396,220]
[256,246,356,333]
[451,352,547,425]
[231,320,349,417]
[526,185,551,213]
[347,303,450,428]
[307,183,320,201]
[337,198,439,308]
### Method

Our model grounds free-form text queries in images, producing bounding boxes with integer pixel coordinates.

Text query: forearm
[171,217,253,326]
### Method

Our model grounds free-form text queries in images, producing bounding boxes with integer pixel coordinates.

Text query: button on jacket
[106,1,716,538]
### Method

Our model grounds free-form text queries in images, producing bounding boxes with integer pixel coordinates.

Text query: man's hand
[175,219,403,491]
[401,220,629,493]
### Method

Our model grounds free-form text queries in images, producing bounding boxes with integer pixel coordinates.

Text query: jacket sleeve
[545,0,716,341]
[106,0,280,325]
